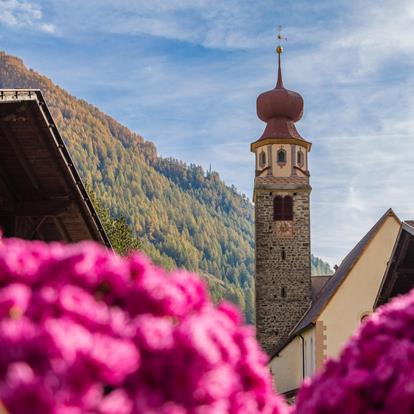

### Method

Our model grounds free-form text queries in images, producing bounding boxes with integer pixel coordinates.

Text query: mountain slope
[0,51,332,322]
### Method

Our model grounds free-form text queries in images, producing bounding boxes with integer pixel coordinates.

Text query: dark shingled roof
[271,208,399,358]
[0,89,111,247]
[311,275,332,301]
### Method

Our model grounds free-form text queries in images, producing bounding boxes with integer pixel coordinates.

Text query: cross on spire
[276,25,287,54]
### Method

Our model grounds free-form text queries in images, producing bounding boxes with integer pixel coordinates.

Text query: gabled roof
[271,208,399,358]
[375,220,414,307]
[0,89,111,246]
[311,275,333,301]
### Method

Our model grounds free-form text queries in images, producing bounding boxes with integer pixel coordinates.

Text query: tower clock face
[275,220,293,238]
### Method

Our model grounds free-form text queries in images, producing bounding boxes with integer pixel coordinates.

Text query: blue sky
[1,0,414,266]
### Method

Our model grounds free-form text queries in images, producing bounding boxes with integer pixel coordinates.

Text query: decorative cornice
[293,166,310,177]
[251,137,311,152]
[254,183,312,191]
[255,166,271,177]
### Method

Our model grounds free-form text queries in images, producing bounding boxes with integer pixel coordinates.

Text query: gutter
[298,334,305,381]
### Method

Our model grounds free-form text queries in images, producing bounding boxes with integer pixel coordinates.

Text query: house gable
[318,212,400,358]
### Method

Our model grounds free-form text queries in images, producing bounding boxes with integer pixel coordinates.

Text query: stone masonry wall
[255,189,312,355]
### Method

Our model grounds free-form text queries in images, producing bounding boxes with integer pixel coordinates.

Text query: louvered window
[284,196,293,220]
[273,195,294,221]
[273,196,283,220]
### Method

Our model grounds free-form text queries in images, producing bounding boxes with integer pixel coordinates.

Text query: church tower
[252,42,312,355]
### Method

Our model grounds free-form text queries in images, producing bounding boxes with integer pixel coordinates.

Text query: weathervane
[276,25,287,55]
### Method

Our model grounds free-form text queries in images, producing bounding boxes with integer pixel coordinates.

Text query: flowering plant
[0,237,286,414]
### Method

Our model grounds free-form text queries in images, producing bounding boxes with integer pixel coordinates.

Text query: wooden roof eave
[374,221,414,308]
[0,89,112,248]
[31,91,112,248]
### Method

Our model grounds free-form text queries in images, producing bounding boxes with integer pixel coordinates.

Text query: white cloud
[39,22,55,33]
[8,0,414,267]
[0,0,55,33]
[36,0,278,49]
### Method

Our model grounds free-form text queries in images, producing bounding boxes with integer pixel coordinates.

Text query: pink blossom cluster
[294,289,414,414]
[0,237,286,414]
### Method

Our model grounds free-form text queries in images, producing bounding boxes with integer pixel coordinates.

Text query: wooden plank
[52,217,72,242]
[0,195,14,212]
[380,235,410,301]
[0,200,71,216]
[0,123,42,193]
[0,163,18,200]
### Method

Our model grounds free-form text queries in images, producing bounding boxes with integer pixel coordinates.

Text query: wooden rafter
[0,200,71,217]
[52,217,72,242]
[379,234,410,303]
[0,123,43,193]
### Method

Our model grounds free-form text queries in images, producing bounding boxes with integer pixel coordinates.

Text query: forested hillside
[0,51,332,322]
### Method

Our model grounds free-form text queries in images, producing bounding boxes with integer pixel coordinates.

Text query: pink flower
[0,283,31,319]
[89,334,140,385]
[0,237,284,414]
[99,389,133,414]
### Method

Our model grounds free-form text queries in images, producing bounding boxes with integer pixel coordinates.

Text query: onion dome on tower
[252,43,311,149]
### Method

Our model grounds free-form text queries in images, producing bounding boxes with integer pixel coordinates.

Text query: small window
[281,287,286,298]
[259,151,266,167]
[297,150,304,167]
[281,247,286,260]
[277,149,286,164]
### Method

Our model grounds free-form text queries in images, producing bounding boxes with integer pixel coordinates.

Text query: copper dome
[255,53,304,141]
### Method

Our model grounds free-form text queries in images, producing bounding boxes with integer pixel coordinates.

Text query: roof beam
[396,267,414,276]
[0,194,14,211]
[0,163,18,201]
[0,200,71,217]
[0,123,43,194]
[53,217,72,242]
[378,234,411,304]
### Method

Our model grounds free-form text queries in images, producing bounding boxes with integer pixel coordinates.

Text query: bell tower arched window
[273,196,283,220]
[259,151,266,167]
[273,195,294,221]
[277,149,286,164]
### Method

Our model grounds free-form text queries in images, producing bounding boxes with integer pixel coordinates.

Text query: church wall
[315,320,326,370]
[269,336,302,395]
[269,327,315,395]
[318,215,400,359]
[303,327,316,377]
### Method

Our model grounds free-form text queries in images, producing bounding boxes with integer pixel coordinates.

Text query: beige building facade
[270,210,401,396]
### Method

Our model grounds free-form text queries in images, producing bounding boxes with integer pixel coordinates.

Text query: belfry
[251,40,312,354]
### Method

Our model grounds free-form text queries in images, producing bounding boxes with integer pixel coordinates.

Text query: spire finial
[276,25,287,88]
